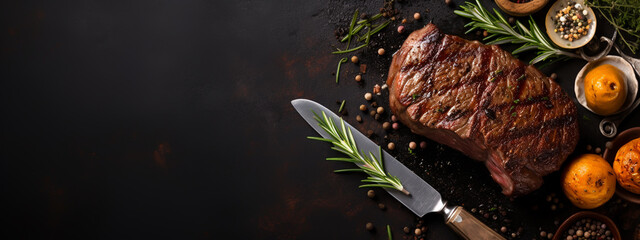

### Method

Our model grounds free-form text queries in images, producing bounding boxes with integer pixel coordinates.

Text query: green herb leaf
[387,225,393,240]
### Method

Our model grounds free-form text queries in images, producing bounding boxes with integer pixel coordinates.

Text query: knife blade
[292,98,505,240]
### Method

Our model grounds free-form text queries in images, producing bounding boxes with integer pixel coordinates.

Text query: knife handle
[444,206,506,240]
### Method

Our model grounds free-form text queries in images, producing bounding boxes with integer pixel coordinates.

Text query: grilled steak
[387,24,579,196]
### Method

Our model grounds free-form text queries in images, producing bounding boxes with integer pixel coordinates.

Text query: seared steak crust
[387,24,579,196]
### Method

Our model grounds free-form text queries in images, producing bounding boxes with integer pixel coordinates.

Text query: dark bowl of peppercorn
[553,211,621,240]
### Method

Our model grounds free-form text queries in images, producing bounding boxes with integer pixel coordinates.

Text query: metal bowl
[574,55,638,116]
[545,0,596,49]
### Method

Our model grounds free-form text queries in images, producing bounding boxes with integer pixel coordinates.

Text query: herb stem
[338,100,346,113]
[336,58,348,83]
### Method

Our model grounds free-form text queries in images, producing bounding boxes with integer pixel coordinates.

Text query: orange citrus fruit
[562,154,616,209]
[584,64,627,115]
[614,138,640,194]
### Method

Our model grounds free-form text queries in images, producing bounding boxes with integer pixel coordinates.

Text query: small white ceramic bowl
[574,55,638,116]
[545,0,596,49]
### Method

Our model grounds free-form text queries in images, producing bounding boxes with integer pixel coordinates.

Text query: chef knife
[292,98,505,240]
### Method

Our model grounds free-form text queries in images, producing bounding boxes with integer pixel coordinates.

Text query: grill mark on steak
[387,24,579,196]
[491,114,576,143]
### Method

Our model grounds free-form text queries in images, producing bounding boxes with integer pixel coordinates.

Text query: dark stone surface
[1,0,638,239]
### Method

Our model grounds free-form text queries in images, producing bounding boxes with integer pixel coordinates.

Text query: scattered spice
[378,203,386,210]
[391,115,397,122]
[356,115,362,122]
[445,0,452,6]
[378,48,386,55]
[360,104,367,111]
[383,122,391,130]
[413,12,421,20]
[388,142,396,150]
[397,25,405,33]
[367,189,376,198]
[373,84,382,95]
[392,122,400,130]
[414,228,422,235]
[403,226,410,234]
[355,74,362,82]
[370,110,376,117]
[366,222,374,231]
[409,142,417,150]
[377,107,385,114]
[420,141,427,149]
[365,92,373,101]
[550,72,558,80]
[351,55,359,63]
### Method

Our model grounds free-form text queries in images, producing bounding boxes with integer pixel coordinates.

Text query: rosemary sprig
[335,57,347,83]
[454,0,581,64]
[308,111,409,195]
[333,9,390,54]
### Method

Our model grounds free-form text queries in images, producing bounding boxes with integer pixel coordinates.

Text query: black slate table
[2,0,639,239]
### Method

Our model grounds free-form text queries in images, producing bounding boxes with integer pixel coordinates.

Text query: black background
[2,0,639,239]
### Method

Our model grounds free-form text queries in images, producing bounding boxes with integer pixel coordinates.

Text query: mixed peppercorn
[553,1,593,42]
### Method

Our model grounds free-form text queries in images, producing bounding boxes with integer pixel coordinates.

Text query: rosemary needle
[332,43,368,54]
[338,100,346,113]
[387,225,393,240]
[358,20,391,42]
[346,9,359,49]
[336,58,347,83]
